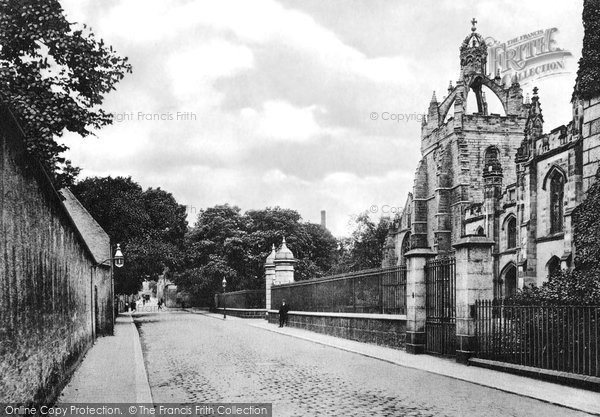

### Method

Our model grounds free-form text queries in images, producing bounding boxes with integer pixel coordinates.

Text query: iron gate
[425,257,456,355]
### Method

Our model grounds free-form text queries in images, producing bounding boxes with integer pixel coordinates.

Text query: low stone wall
[216,308,266,319]
[267,311,406,349]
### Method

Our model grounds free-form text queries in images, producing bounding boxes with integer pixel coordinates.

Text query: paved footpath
[134,310,599,417]
[58,315,152,404]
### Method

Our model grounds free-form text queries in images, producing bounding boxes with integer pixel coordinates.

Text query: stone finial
[533,86,539,97]
[266,243,276,265]
[448,81,453,93]
[471,17,478,32]
[430,91,437,103]
[275,236,295,260]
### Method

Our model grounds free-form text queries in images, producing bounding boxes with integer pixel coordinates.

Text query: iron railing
[216,289,265,309]
[475,300,599,377]
[271,266,407,314]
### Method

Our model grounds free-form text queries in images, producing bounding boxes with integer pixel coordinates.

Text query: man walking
[279,299,290,327]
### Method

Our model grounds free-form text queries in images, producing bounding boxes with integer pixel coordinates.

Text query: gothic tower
[411,20,528,256]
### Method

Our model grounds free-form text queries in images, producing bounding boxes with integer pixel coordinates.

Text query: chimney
[320,210,327,229]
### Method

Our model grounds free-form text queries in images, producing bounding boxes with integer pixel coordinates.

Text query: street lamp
[222,277,227,319]
[97,243,125,268]
[93,243,125,336]
[113,244,124,268]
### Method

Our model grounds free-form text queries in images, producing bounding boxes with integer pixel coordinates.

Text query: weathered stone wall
[93,267,113,337]
[0,107,107,404]
[216,308,266,319]
[267,311,406,349]
[583,96,600,192]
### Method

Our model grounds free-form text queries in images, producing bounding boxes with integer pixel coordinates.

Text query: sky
[59,0,584,237]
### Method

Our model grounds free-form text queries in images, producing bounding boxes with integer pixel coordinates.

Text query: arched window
[483,146,502,177]
[400,232,411,262]
[484,146,499,165]
[506,216,517,249]
[503,264,517,299]
[547,256,561,277]
[550,173,564,234]
[476,226,485,236]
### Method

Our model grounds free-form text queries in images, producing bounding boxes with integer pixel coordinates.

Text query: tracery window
[549,173,564,234]
[506,216,517,249]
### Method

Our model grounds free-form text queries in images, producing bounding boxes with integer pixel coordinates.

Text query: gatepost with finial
[264,244,276,313]
[274,236,296,284]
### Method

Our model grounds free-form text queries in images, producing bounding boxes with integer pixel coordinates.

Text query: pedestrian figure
[279,299,290,327]
[158,299,163,310]
[130,300,136,312]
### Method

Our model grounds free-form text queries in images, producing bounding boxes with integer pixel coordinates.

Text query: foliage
[330,212,391,273]
[511,269,600,305]
[574,0,600,100]
[0,0,132,187]
[173,205,339,305]
[72,176,187,294]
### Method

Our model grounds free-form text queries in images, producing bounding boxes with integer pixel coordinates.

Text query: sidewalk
[57,314,153,404]
[187,310,600,416]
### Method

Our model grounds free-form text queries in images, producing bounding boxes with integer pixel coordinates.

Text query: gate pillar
[405,248,437,354]
[453,236,494,363]
[265,245,276,319]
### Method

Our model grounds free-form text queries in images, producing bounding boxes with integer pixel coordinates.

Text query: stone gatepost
[274,237,296,284]
[264,244,276,315]
[405,248,436,354]
[453,236,495,363]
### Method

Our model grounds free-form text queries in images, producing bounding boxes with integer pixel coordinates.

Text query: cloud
[166,40,255,105]
[57,0,584,237]
[240,100,332,143]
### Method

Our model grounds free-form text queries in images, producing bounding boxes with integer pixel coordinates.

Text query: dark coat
[279,303,290,315]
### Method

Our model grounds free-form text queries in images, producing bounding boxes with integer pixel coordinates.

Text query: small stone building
[383,19,600,297]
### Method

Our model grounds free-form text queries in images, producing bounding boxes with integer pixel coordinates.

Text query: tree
[72,176,188,294]
[574,0,600,101]
[0,0,132,186]
[174,205,339,305]
[334,213,391,272]
[71,177,150,244]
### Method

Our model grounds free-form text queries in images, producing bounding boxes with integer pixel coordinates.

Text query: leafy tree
[71,177,150,244]
[0,0,132,186]
[574,0,600,101]
[174,205,339,305]
[333,212,391,272]
[72,176,187,294]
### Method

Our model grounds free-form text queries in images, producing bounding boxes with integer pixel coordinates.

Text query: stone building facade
[383,19,600,298]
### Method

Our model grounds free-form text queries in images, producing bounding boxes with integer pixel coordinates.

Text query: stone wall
[583,97,600,192]
[267,311,406,349]
[0,107,108,404]
[216,308,266,319]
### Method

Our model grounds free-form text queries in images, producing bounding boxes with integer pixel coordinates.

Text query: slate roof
[59,188,111,266]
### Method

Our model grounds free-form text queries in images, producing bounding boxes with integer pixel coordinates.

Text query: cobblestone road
[134,311,591,417]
